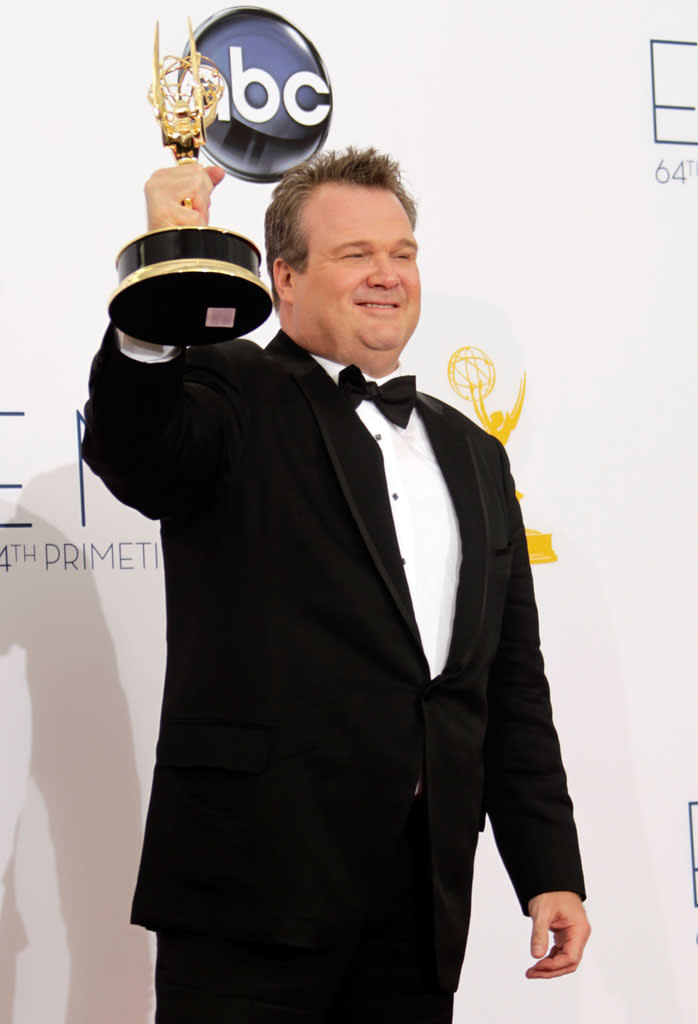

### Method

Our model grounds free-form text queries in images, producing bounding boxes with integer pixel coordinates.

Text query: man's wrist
[116,329,182,363]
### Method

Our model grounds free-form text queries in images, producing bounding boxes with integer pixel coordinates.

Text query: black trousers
[155,799,454,1023]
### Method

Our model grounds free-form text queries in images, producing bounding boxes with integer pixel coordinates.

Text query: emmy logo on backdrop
[108,19,272,346]
[447,347,557,564]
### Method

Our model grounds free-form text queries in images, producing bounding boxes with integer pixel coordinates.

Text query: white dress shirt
[314,355,461,680]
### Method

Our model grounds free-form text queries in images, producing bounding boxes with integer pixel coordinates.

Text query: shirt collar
[311,353,406,387]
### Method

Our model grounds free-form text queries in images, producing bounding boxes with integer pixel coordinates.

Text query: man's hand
[526,891,590,979]
[145,163,225,231]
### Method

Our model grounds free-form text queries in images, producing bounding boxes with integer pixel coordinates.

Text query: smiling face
[273,183,421,378]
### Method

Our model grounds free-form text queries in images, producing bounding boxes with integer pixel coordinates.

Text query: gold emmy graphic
[447,346,557,564]
[108,19,272,345]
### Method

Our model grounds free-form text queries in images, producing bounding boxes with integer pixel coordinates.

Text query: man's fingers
[526,959,577,979]
[526,941,583,978]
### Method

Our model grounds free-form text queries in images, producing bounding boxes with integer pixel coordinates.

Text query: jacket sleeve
[483,441,586,912]
[81,327,250,521]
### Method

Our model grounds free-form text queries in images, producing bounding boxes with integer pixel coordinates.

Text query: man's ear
[273,258,296,305]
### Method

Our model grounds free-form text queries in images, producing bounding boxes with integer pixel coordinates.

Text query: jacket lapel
[265,333,424,657]
[417,395,489,676]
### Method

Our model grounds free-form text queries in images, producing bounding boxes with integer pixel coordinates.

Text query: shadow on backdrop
[0,465,151,1024]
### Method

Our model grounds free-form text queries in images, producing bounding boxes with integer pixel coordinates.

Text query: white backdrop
[2,1,697,1021]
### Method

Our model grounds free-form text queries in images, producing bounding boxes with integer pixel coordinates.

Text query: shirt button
[374,433,382,441]
[401,557,406,565]
[392,493,399,500]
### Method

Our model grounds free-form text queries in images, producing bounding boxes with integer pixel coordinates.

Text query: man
[83,148,589,1023]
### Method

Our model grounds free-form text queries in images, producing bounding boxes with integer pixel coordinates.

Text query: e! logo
[192,8,332,182]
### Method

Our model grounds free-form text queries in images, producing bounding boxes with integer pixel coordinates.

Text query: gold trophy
[108,20,272,345]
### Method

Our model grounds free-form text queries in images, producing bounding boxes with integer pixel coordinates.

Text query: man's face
[274,183,420,376]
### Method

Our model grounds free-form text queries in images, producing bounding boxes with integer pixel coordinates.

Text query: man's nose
[366,255,399,288]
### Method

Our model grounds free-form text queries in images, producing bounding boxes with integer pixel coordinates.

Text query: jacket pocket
[491,543,514,579]
[156,720,271,775]
[493,543,513,560]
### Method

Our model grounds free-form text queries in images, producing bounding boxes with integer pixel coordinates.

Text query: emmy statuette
[108,20,272,345]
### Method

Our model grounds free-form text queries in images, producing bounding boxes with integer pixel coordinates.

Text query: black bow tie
[337,365,416,428]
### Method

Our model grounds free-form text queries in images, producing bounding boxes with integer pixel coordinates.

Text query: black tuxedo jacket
[83,328,584,991]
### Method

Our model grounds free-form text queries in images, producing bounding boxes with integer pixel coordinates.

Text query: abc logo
[193,8,332,182]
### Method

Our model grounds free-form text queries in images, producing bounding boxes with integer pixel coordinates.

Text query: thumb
[205,165,226,188]
[530,916,550,959]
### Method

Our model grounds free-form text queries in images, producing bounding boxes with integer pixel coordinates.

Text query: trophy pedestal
[109,226,272,345]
